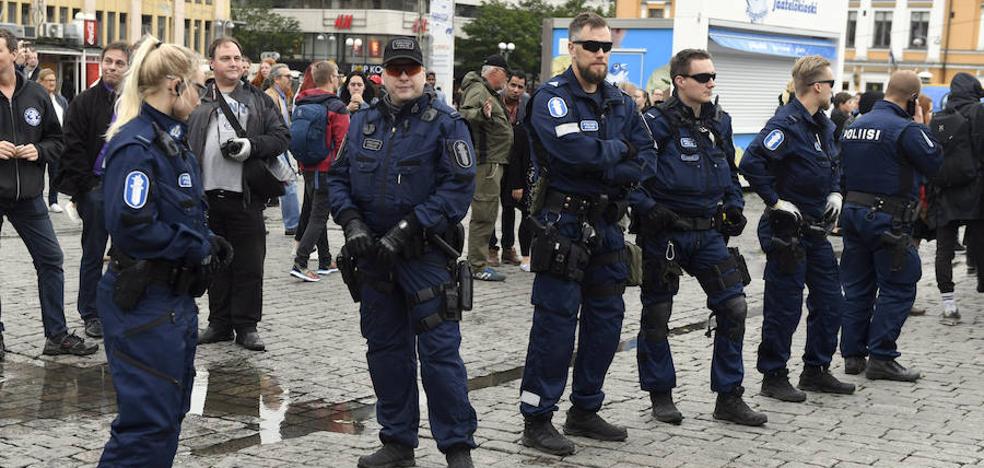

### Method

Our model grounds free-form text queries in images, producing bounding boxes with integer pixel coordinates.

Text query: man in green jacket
[460,55,513,281]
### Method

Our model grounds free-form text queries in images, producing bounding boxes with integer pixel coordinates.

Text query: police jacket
[928,73,984,224]
[640,94,741,217]
[0,73,64,201]
[102,104,212,264]
[327,92,477,236]
[54,79,116,198]
[459,71,513,165]
[740,97,839,218]
[841,100,942,201]
[527,67,652,205]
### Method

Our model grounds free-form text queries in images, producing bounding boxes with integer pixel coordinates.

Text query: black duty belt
[845,191,916,221]
[109,252,184,286]
[673,216,717,231]
[206,189,244,199]
[543,190,601,217]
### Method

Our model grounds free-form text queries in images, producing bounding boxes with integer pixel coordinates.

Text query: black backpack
[929,105,980,187]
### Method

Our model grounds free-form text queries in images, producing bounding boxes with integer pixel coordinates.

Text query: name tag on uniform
[362,138,383,151]
[842,128,881,141]
[579,120,599,131]
[680,137,698,149]
[680,153,699,162]
[178,173,192,188]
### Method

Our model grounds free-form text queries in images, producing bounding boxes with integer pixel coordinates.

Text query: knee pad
[717,296,748,342]
[640,302,672,342]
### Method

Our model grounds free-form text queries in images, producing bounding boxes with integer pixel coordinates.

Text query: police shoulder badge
[449,140,473,168]
[123,171,151,209]
[24,107,41,127]
[764,129,785,151]
[547,97,568,118]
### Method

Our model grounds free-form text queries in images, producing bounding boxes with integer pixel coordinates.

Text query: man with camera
[189,37,289,351]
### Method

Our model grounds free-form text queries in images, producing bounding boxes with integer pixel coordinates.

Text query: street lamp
[498,42,515,60]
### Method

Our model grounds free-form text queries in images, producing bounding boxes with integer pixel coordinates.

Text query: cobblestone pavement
[1,194,982,467]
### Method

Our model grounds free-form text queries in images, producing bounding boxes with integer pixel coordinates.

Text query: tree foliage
[456,0,612,81]
[231,0,303,60]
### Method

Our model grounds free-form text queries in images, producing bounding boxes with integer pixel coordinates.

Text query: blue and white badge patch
[580,120,599,132]
[679,137,698,149]
[178,173,192,188]
[450,140,473,168]
[169,125,183,140]
[764,129,785,151]
[123,171,150,209]
[24,107,41,127]
[547,97,568,118]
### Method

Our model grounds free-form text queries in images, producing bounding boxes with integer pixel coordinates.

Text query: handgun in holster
[111,259,152,311]
[768,210,805,274]
[879,230,911,272]
[427,226,473,320]
[336,245,362,303]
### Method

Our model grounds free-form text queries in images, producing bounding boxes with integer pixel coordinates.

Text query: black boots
[198,325,234,344]
[649,391,683,424]
[798,366,855,394]
[445,446,473,468]
[844,356,867,375]
[760,369,806,402]
[357,443,415,468]
[521,413,575,456]
[562,406,628,441]
[713,387,768,426]
[865,358,921,382]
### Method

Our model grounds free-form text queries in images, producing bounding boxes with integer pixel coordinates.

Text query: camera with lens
[220,139,243,159]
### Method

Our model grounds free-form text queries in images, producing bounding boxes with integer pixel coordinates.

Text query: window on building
[46,6,54,23]
[95,11,103,44]
[120,13,127,40]
[846,11,857,48]
[157,15,166,41]
[204,21,212,49]
[647,8,665,18]
[108,12,116,42]
[5,4,15,24]
[873,11,892,48]
[866,82,884,92]
[20,4,29,25]
[184,19,191,47]
[909,11,929,49]
[141,15,152,36]
[455,4,477,18]
[59,7,67,23]
[72,8,81,22]
[193,20,201,53]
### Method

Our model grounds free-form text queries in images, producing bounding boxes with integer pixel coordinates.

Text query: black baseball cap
[484,54,508,69]
[383,37,423,66]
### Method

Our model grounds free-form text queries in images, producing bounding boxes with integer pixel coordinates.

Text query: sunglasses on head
[573,40,613,53]
[384,63,422,78]
[680,72,717,84]
[812,79,836,87]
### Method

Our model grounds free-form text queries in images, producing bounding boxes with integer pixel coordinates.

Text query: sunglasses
[573,40,613,53]
[384,63,422,78]
[681,73,717,84]
[812,79,836,87]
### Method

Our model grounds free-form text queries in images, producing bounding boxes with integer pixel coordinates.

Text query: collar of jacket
[662,93,719,125]
[202,79,252,103]
[560,66,622,106]
[378,92,432,121]
[786,97,830,129]
[2,71,27,100]
[872,99,909,119]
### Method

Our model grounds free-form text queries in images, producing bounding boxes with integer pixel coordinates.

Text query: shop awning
[708,28,836,60]
[35,44,85,56]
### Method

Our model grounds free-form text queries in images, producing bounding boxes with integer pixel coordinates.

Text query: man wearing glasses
[635,48,766,427]
[327,37,478,468]
[518,12,653,455]
[740,55,856,403]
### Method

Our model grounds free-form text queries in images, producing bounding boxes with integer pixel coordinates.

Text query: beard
[577,62,607,85]
[819,98,831,111]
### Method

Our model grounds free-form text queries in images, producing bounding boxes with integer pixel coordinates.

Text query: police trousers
[755,216,843,374]
[97,270,198,467]
[637,229,745,394]
[519,214,627,417]
[358,250,477,453]
[839,205,921,361]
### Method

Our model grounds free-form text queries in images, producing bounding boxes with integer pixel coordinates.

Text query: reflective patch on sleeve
[555,122,580,137]
[123,171,150,209]
[920,130,935,148]
[763,129,785,151]
[520,390,541,407]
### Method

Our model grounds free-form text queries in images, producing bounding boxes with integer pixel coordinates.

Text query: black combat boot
[562,406,628,441]
[865,358,921,382]
[357,443,415,468]
[521,413,575,456]
[445,445,474,468]
[844,356,867,375]
[798,366,855,394]
[713,387,768,426]
[760,369,806,402]
[649,391,683,424]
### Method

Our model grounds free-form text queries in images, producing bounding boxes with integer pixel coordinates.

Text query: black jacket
[928,72,984,226]
[0,73,65,200]
[54,79,116,198]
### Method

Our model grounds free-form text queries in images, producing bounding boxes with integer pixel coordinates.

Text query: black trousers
[489,206,534,256]
[206,192,266,332]
[935,219,984,293]
[294,172,331,269]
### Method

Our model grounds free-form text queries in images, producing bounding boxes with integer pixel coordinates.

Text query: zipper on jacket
[377,124,397,212]
[7,100,20,200]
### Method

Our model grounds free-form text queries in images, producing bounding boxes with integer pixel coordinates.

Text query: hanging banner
[429,0,454,105]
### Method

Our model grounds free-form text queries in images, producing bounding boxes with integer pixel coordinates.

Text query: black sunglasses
[812,79,836,87]
[680,72,717,84]
[573,40,613,53]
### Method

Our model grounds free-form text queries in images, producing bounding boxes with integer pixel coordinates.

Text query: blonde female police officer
[97,38,232,466]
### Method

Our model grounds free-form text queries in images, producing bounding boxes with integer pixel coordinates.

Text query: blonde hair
[792,55,831,96]
[37,68,56,82]
[106,36,198,140]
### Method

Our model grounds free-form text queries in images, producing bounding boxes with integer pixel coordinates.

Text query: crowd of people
[0,8,981,467]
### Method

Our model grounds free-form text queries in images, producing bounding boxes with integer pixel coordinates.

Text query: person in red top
[290,60,350,281]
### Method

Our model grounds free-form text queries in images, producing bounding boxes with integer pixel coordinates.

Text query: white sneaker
[520,262,531,272]
[49,203,63,213]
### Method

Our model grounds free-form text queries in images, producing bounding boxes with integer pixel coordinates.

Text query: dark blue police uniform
[519,67,651,418]
[97,104,214,467]
[327,92,478,452]
[636,95,746,395]
[740,98,844,376]
[839,100,942,361]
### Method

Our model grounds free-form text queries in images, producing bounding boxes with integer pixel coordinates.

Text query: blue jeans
[0,195,68,337]
[278,154,300,231]
[76,186,109,322]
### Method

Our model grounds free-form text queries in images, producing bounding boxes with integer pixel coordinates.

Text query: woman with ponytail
[97,37,233,467]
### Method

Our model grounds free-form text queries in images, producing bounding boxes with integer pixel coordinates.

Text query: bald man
[837,70,942,382]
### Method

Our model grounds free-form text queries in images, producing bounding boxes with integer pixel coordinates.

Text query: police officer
[327,37,477,468]
[839,70,942,382]
[740,55,855,402]
[96,38,233,466]
[518,12,652,455]
[635,48,766,426]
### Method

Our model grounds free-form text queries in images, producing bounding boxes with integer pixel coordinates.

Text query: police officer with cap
[635,48,766,426]
[838,70,942,382]
[518,12,653,455]
[327,37,478,468]
[740,55,855,403]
